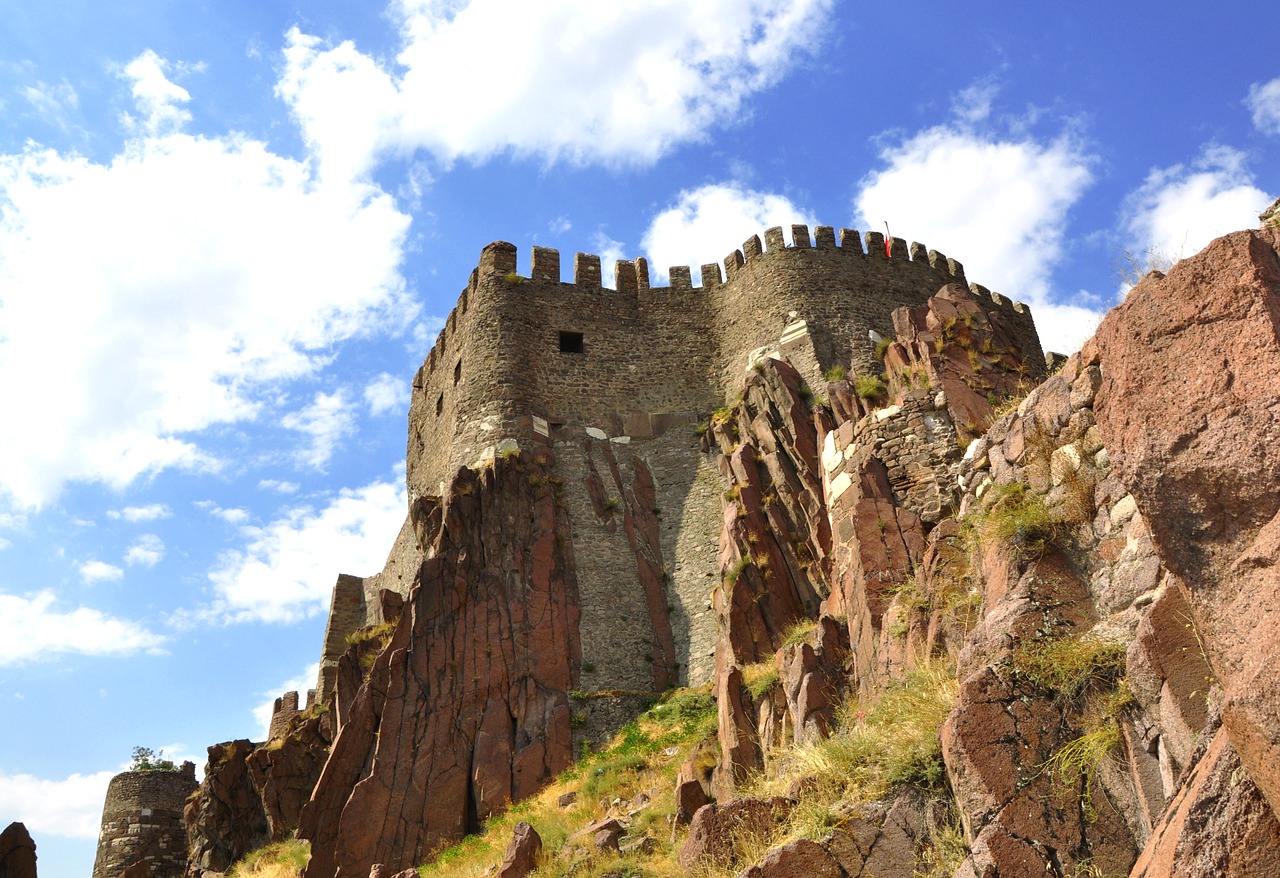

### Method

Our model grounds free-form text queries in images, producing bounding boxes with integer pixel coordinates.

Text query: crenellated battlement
[413,224,1031,387]
[405,223,1043,501]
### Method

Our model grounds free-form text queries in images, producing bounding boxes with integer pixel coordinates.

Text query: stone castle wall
[309,223,1042,695]
[92,765,198,878]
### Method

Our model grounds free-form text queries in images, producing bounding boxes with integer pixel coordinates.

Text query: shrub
[129,747,176,772]
[853,374,887,401]
[874,337,892,360]
[823,365,846,382]
[781,618,818,648]
[741,661,780,698]
[1011,633,1126,703]
[968,482,1059,560]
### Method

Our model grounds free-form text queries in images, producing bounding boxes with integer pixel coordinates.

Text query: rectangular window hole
[436,393,443,416]
[559,331,584,354]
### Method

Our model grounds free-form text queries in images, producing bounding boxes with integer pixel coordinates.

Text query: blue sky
[0,2,1276,876]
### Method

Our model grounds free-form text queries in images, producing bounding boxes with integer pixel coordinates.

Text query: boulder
[679,798,791,870]
[0,823,37,878]
[496,822,541,878]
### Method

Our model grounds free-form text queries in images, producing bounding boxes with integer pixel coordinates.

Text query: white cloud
[206,478,405,624]
[282,390,358,468]
[258,479,300,494]
[641,182,818,284]
[195,501,251,525]
[0,590,166,664]
[854,110,1097,353]
[1121,145,1272,262]
[363,372,409,416]
[79,560,124,583]
[125,534,164,567]
[1247,77,1280,136]
[21,80,79,130]
[277,0,834,177]
[0,51,415,511]
[119,50,192,135]
[252,661,321,739]
[0,769,116,839]
[108,503,172,522]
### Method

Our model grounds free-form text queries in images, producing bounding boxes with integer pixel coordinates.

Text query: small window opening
[559,331,585,354]
[435,393,443,416]
[454,360,462,385]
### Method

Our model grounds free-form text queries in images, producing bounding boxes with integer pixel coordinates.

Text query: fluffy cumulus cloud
[1247,76,1280,136]
[0,52,415,510]
[0,769,116,838]
[282,391,358,469]
[278,0,834,177]
[1121,145,1272,263]
[641,182,818,284]
[206,478,406,623]
[79,560,124,583]
[363,372,409,416]
[0,590,166,665]
[854,109,1098,353]
[108,503,171,522]
[125,534,165,567]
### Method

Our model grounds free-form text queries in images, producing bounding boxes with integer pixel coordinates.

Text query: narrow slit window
[436,393,443,416]
[453,360,462,385]
[559,331,584,354]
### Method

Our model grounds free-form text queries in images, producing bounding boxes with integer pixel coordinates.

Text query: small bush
[741,661,780,699]
[874,337,892,360]
[968,482,1058,560]
[1011,633,1126,703]
[853,374,887,401]
[129,747,176,772]
[823,365,847,382]
[503,270,524,286]
[781,618,818,648]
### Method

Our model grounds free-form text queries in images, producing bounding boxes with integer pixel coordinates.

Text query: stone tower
[91,763,198,878]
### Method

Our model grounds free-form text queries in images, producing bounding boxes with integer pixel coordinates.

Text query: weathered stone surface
[886,282,1046,444]
[679,798,792,870]
[95,765,198,878]
[246,712,332,841]
[1132,728,1280,878]
[1094,228,1280,816]
[734,838,840,878]
[0,823,37,878]
[496,822,541,878]
[300,452,580,878]
[120,862,151,878]
[185,740,271,877]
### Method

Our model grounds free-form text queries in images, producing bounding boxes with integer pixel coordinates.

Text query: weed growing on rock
[740,661,780,699]
[874,337,892,359]
[853,374,887,401]
[228,840,310,878]
[966,482,1059,560]
[823,365,847,382]
[1011,633,1126,703]
[780,618,818,648]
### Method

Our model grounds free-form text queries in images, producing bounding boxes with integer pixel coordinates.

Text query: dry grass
[228,839,310,878]
[418,687,717,878]
[747,663,958,843]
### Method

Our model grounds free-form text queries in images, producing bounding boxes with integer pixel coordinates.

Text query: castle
[311,224,1041,702]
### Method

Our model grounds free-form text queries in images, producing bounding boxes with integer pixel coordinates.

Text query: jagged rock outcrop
[299,451,581,878]
[184,740,270,878]
[0,823,37,878]
[245,712,332,841]
[1095,228,1280,819]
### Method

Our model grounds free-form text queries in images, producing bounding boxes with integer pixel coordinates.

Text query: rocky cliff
[165,225,1280,878]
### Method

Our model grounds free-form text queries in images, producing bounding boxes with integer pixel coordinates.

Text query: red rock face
[245,713,332,842]
[1094,228,1280,817]
[184,740,270,876]
[299,451,581,878]
[0,823,37,878]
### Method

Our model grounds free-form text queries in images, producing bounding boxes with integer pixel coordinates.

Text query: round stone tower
[91,763,198,878]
